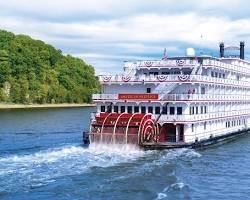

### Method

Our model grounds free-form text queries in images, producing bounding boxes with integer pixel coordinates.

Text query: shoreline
[0,103,96,109]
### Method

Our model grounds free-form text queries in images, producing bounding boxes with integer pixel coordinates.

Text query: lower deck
[140,128,250,150]
[87,112,250,149]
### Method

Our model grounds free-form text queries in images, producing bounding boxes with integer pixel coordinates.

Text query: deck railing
[125,59,250,75]
[92,93,250,102]
[99,74,250,88]
[157,109,250,123]
[89,108,250,124]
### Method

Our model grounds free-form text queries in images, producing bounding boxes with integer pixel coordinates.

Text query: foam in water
[155,193,167,200]
[0,144,201,194]
[154,182,189,200]
[113,148,202,182]
[0,143,145,192]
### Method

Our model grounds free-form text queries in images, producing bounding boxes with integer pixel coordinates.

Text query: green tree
[0,29,100,104]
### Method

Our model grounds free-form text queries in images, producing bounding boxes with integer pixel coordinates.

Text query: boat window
[134,106,139,113]
[101,106,105,112]
[107,105,112,113]
[204,122,206,130]
[219,73,221,78]
[148,106,153,113]
[121,106,125,113]
[177,107,182,115]
[211,71,214,77]
[201,87,205,94]
[191,124,194,132]
[170,107,175,115]
[154,72,158,75]
[196,106,199,114]
[155,107,161,114]
[200,106,203,114]
[192,107,195,115]
[189,107,192,115]
[141,106,146,114]
[223,74,225,79]
[127,106,132,114]
[114,106,119,113]
[162,106,167,114]
[146,88,151,93]
[215,72,218,77]
[204,106,207,113]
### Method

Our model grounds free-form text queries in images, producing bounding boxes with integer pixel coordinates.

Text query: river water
[0,108,250,200]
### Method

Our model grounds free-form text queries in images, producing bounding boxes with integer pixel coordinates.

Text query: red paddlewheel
[139,118,159,144]
[89,112,159,145]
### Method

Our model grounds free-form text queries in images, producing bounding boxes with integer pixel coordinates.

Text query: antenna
[199,34,204,56]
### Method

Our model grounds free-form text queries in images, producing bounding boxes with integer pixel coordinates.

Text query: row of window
[211,71,226,79]
[191,122,207,132]
[225,119,245,128]
[144,71,191,76]
[189,106,207,115]
[100,105,183,115]
[191,118,246,133]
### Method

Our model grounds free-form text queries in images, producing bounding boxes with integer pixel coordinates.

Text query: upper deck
[94,43,250,105]
[99,57,250,85]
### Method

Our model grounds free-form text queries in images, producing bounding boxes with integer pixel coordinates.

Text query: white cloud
[0,0,250,74]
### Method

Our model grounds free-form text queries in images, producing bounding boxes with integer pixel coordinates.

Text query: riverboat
[84,42,250,149]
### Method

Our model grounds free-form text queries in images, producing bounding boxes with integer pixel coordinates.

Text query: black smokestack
[219,42,224,58]
[240,41,245,59]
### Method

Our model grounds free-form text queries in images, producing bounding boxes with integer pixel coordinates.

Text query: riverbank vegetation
[0,29,100,104]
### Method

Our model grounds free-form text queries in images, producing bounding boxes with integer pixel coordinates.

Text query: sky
[0,0,250,74]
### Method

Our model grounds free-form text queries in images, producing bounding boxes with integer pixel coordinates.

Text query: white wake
[0,143,146,192]
[0,144,201,193]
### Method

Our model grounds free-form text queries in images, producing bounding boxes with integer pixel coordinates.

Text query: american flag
[162,48,168,60]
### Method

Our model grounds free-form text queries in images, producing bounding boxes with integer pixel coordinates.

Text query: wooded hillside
[0,30,100,104]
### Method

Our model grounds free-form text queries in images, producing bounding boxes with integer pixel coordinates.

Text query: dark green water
[0,108,250,200]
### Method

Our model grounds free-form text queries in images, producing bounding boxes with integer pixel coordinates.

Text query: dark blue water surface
[0,108,250,200]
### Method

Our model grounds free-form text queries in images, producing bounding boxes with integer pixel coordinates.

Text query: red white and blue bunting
[122,75,131,82]
[176,60,185,66]
[144,61,153,67]
[178,75,190,82]
[102,76,112,82]
[156,75,168,82]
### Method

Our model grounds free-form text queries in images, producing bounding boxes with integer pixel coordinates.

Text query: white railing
[99,74,191,83]
[92,93,250,101]
[160,93,250,101]
[99,74,250,88]
[157,109,250,123]
[92,94,118,100]
[121,58,250,76]
[203,59,250,75]
[124,60,198,69]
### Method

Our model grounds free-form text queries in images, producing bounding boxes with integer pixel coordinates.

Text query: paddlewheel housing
[89,112,160,145]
